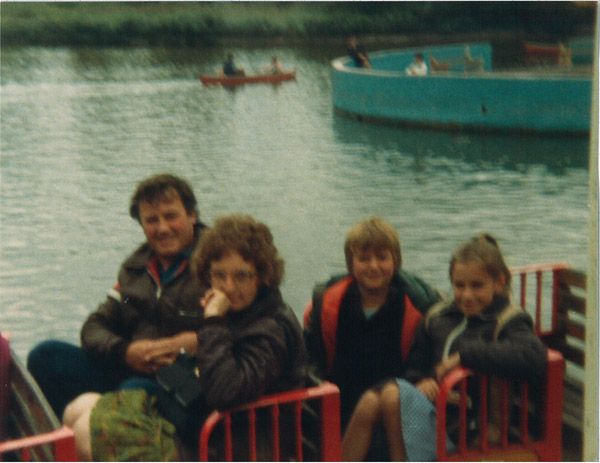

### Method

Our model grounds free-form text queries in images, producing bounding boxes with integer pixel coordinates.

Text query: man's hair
[193,214,284,289]
[344,217,402,273]
[129,174,198,222]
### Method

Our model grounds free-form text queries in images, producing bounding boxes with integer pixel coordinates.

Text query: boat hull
[331,43,591,135]
[200,71,296,86]
[1,335,63,461]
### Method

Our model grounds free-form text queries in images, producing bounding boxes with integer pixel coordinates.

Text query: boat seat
[198,381,341,461]
[436,349,564,461]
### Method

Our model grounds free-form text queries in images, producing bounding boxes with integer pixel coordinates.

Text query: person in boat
[27,174,208,418]
[303,217,440,459]
[341,234,547,461]
[462,46,484,72]
[265,55,285,75]
[62,214,307,460]
[346,35,371,68]
[557,42,573,67]
[222,53,245,76]
[405,52,428,76]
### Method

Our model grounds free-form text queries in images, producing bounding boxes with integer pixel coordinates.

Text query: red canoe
[199,71,296,86]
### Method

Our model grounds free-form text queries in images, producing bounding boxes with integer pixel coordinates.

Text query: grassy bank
[1,2,596,47]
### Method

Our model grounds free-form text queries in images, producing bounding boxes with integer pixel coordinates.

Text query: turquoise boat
[331,42,592,135]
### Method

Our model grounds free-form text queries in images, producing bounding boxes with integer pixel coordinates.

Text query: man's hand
[125,339,164,373]
[125,332,198,373]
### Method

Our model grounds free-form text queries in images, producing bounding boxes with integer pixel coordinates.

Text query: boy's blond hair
[344,217,402,273]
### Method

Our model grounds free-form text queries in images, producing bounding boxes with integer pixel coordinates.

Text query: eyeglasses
[209,270,257,286]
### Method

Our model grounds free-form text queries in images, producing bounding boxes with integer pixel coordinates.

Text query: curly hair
[193,214,284,289]
[449,233,511,296]
[129,173,198,222]
[344,217,402,273]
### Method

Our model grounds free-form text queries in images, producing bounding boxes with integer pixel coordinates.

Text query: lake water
[0,44,591,359]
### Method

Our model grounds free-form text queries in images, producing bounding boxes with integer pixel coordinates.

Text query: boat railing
[510,262,585,433]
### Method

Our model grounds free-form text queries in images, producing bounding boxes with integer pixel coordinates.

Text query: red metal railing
[198,382,341,461]
[0,426,77,462]
[510,262,570,337]
[436,349,564,461]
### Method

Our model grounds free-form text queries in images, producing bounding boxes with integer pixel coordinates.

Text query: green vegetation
[1,2,595,47]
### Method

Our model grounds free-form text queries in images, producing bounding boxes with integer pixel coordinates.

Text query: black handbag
[155,352,206,440]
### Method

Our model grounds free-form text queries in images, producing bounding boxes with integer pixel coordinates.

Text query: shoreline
[2,29,595,49]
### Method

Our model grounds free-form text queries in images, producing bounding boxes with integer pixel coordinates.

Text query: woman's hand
[201,288,231,318]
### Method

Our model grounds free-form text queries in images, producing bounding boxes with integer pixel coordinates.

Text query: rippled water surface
[0,45,591,358]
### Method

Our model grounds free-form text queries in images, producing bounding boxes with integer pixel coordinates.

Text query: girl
[342,233,547,461]
[62,214,306,461]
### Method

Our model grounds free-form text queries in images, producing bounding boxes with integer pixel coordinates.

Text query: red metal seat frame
[198,382,341,461]
[436,349,564,461]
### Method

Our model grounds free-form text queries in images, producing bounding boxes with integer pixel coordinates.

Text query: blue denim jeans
[27,339,159,418]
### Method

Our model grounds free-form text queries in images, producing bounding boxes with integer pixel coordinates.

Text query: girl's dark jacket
[197,286,307,411]
[403,295,547,386]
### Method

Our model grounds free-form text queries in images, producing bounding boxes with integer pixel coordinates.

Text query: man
[222,53,245,76]
[28,174,208,417]
[405,53,428,76]
[346,36,371,69]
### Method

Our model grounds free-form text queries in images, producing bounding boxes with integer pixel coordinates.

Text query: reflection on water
[332,116,589,175]
[0,45,591,358]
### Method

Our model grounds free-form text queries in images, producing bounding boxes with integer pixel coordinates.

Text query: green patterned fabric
[90,389,180,461]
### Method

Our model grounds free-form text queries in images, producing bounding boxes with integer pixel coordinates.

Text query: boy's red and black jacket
[303,270,440,381]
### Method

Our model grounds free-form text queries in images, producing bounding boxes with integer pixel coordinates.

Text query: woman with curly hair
[63,214,307,461]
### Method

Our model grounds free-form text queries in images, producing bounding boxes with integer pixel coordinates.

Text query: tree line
[1,2,595,47]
